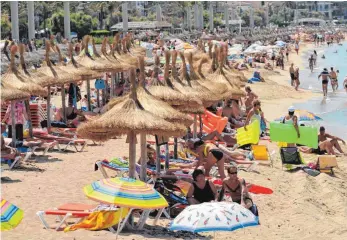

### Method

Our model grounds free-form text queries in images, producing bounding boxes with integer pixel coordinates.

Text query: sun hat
[288,106,295,112]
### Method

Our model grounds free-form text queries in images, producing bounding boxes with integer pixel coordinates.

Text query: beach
[2,42,347,240]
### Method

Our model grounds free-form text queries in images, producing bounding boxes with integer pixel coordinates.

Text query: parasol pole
[61,84,66,123]
[138,56,147,181]
[128,68,137,179]
[199,114,203,137]
[173,137,178,159]
[47,86,51,131]
[165,143,169,170]
[193,115,197,138]
[96,87,100,108]
[110,72,116,98]
[10,101,16,147]
[155,138,161,175]
[86,80,91,111]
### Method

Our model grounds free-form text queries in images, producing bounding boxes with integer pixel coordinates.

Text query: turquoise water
[293,42,347,139]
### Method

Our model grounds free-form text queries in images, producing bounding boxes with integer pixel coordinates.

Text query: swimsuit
[192,180,215,203]
[203,144,224,161]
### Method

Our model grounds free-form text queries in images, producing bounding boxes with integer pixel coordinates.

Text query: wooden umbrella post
[61,84,66,123]
[96,89,100,108]
[128,131,136,179]
[199,114,203,137]
[165,143,169,170]
[140,133,147,181]
[193,115,197,138]
[155,140,161,175]
[174,137,178,159]
[111,72,116,98]
[10,101,16,146]
[86,80,91,111]
[47,86,51,131]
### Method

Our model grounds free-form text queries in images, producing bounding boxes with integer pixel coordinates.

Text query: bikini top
[203,143,215,157]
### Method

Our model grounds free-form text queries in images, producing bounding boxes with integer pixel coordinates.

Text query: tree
[1,13,11,39]
[70,12,98,38]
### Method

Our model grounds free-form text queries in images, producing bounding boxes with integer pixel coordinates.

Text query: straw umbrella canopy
[77,69,186,141]
[175,51,220,107]
[35,41,81,86]
[76,36,117,72]
[186,52,229,100]
[110,34,138,68]
[206,48,245,99]
[77,69,186,178]
[107,56,194,127]
[146,53,203,112]
[1,45,47,96]
[55,43,102,81]
[18,44,56,87]
[1,82,30,102]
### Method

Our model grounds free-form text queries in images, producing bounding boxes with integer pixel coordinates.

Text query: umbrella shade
[274,110,322,122]
[1,82,30,101]
[83,177,168,209]
[1,199,24,231]
[170,202,259,233]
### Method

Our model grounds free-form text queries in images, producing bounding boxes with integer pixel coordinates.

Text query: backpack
[95,79,106,90]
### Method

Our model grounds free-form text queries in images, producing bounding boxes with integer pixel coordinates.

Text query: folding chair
[1,156,22,170]
[251,145,275,167]
[280,147,304,170]
[317,155,338,174]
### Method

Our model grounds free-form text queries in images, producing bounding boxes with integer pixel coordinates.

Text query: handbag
[95,79,106,90]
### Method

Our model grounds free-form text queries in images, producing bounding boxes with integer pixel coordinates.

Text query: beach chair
[280,147,304,170]
[317,155,338,174]
[33,130,87,152]
[1,156,23,170]
[36,203,97,230]
[251,145,275,167]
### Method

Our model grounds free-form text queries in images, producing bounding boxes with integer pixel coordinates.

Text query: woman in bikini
[188,139,227,179]
[218,166,258,216]
[244,100,266,136]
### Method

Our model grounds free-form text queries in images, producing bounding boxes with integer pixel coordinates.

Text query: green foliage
[50,10,64,35]
[92,36,113,45]
[1,13,11,39]
[70,12,98,38]
[90,30,111,36]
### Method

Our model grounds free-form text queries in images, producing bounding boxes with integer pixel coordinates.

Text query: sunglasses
[228,171,238,175]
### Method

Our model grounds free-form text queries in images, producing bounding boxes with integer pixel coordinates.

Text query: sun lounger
[1,156,22,170]
[33,130,86,152]
[36,203,120,232]
[280,147,304,170]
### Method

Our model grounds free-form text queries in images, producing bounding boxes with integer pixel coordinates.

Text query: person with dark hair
[244,86,258,114]
[244,100,266,135]
[187,139,227,179]
[186,168,217,205]
[218,166,258,216]
[318,68,330,97]
[330,67,338,92]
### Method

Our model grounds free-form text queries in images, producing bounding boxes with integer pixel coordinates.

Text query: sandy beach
[2,42,347,240]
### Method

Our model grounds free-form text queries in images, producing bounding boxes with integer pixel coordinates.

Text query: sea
[293,41,347,139]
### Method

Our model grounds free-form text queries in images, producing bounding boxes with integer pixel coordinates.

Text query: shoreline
[243,41,319,121]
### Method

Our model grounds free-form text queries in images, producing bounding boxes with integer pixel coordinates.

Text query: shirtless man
[308,55,314,72]
[289,63,295,86]
[330,67,338,92]
[317,126,345,155]
[244,86,258,114]
[318,68,331,97]
[343,76,347,93]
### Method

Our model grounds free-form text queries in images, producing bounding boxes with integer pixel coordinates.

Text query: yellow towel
[64,209,129,232]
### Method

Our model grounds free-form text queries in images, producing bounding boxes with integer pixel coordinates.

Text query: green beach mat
[270,122,318,148]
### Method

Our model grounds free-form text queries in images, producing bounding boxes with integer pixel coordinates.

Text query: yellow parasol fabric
[1,199,24,231]
[83,177,168,209]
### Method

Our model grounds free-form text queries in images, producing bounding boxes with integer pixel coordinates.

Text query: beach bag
[95,79,106,90]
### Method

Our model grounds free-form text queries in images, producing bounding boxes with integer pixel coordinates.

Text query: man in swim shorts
[343,76,347,93]
[330,67,338,92]
[318,126,345,155]
[318,68,331,97]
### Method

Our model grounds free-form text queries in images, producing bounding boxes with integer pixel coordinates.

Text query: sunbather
[1,135,20,160]
[186,168,218,205]
[218,166,258,216]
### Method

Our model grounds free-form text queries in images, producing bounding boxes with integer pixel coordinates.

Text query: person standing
[294,67,300,91]
[330,67,338,92]
[289,63,295,86]
[308,55,314,72]
[318,68,331,97]
[2,101,28,142]
[294,41,299,55]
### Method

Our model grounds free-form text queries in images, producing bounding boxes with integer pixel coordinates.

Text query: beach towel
[64,209,129,232]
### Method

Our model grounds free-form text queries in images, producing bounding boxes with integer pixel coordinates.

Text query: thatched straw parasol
[1,82,30,101]
[109,34,138,68]
[146,52,203,111]
[77,68,186,178]
[101,37,132,72]
[35,41,80,86]
[77,36,116,72]
[206,47,245,99]
[57,43,102,80]
[18,44,56,87]
[176,51,220,107]
[186,52,228,100]
[107,56,193,127]
[1,45,47,96]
